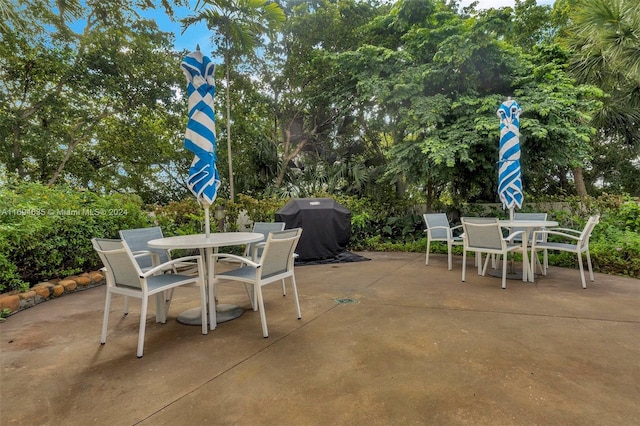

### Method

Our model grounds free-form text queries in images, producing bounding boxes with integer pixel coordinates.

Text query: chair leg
[586,249,594,282]
[521,244,529,283]
[534,252,543,274]
[256,285,269,338]
[501,256,507,289]
[447,241,453,271]
[578,253,587,288]
[199,283,208,335]
[462,251,467,282]
[577,252,587,289]
[123,295,129,316]
[532,251,546,275]
[208,279,217,331]
[425,239,431,265]
[281,279,287,296]
[137,297,149,358]
[100,291,112,345]
[290,276,302,320]
[155,293,167,324]
[481,254,490,276]
[244,283,258,311]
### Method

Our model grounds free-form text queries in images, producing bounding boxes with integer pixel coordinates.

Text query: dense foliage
[1,181,638,293]
[0,181,152,292]
[1,0,638,205]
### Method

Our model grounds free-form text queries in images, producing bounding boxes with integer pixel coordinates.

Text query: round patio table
[148,232,263,329]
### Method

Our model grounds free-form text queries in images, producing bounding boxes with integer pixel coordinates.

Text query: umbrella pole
[204,202,211,237]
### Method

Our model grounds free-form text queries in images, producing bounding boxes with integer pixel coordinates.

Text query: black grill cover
[275,198,351,261]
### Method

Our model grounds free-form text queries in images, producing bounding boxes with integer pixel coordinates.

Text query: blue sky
[159,0,556,53]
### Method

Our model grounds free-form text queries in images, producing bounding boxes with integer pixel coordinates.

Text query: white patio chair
[530,215,600,289]
[423,213,463,271]
[120,227,198,320]
[462,217,500,273]
[461,218,526,289]
[211,228,302,338]
[92,238,207,358]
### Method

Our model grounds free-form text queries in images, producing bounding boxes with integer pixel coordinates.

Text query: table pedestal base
[177,304,244,325]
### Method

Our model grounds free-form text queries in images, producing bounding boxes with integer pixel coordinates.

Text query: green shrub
[1,188,637,294]
[0,182,151,292]
[153,198,204,236]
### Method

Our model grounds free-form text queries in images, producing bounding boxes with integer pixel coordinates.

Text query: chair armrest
[131,250,158,262]
[547,227,582,235]
[212,253,260,268]
[532,229,581,242]
[425,226,455,238]
[426,226,451,231]
[450,224,464,237]
[504,230,525,242]
[142,255,202,277]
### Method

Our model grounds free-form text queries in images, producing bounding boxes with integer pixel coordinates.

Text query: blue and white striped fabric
[497,99,523,210]
[181,50,220,205]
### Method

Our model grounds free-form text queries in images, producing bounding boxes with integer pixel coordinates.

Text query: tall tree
[182,0,285,202]
[266,0,390,198]
[562,0,640,195]
[0,0,188,203]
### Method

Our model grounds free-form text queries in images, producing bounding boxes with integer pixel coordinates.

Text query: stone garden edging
[0,271,105,318]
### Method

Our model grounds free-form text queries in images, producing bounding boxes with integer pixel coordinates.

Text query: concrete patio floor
[1,251,639,425]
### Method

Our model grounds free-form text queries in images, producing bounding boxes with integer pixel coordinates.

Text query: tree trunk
[274,125,307,188]
[425,177,433,212]
[572,166,588,198]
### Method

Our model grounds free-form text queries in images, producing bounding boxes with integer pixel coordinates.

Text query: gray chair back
[581,215,600,242]
[423,213,451,240]
[92,238,142,290]
[513,213,548,242]
[260,229,302,278]
[119,227,170,270]
[461,218,503,251]
[249,222,286,258]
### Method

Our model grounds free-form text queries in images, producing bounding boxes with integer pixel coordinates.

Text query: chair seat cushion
[535,242,583,252]
[217,266,256,281]
[218,265,287,281]
[146,273,197,291]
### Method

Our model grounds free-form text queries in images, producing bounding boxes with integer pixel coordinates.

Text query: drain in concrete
[334,297,359,304]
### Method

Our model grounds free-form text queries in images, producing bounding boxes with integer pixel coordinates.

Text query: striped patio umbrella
[497,98,523,220]
[181,47,220,236]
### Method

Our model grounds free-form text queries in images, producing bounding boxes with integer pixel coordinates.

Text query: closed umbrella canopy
[181,47,220,235]
[497,99,523,219]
